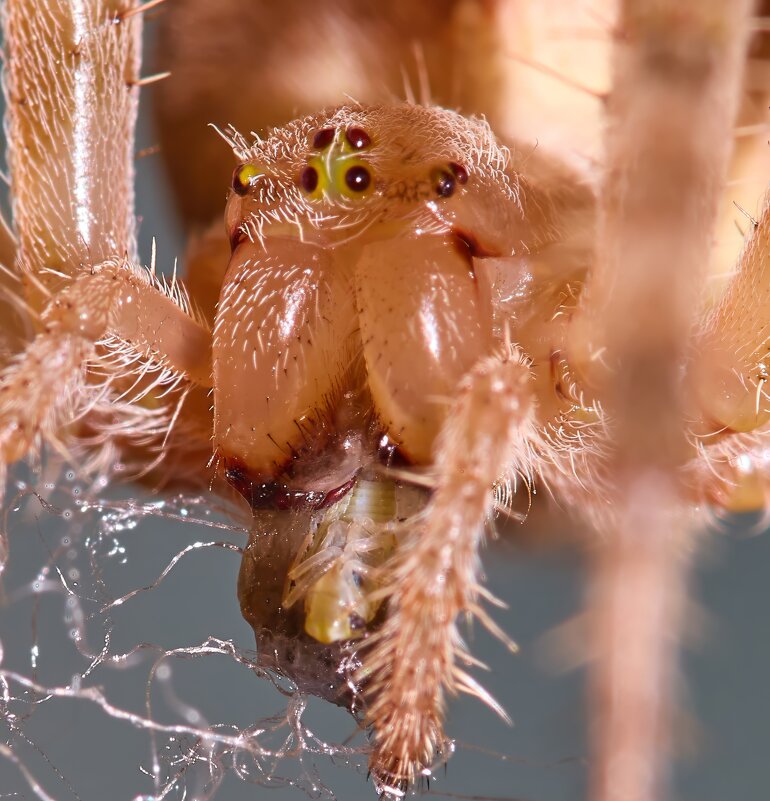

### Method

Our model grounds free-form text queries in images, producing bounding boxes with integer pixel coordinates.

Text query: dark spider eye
[449,161,469,184]
[431,167,455,198]
[345,126,371,150]
[232,163,261,196]
[344,164,371,193]
[349,613,366,631]
[300,165,319,193]
[312,127,336,150]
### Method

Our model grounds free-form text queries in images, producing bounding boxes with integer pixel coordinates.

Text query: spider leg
[0,260,211,469]
[697,196,770,435]
[1,1,214,460]
[565,4,752,801]
[4,0,142,298]
[362,348,535,793]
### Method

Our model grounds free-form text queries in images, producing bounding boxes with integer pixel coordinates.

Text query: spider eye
[342,163,372,194]
[302,123,375,203]
[300,165,319,193]
[333,158,373,198]
[345,126,371,151]
[232,163,262,196]
[298,156,329,199]
[431,167,456,198]
[312,127,336,150]
[449,161,469,184]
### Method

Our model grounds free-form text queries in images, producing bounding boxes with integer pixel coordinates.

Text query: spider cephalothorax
[213,104,595,497]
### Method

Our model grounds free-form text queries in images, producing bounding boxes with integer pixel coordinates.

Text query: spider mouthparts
[224,463,357,512]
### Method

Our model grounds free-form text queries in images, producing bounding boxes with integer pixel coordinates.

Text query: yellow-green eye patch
[299,152,374,201]
[232,163,262,196]
[301,125,376,201]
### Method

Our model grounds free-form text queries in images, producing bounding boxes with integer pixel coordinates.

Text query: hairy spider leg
[569,4,753,801]
[362,349,535,791]
[0,1,214,501]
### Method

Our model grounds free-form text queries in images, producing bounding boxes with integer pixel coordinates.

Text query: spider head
[223,104,523,254]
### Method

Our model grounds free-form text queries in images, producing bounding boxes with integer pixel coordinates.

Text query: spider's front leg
[363,347,535,791]
[348,161,592,788]
[0,0,212,486]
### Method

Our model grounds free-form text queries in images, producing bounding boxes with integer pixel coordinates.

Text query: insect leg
[362,349,534,793]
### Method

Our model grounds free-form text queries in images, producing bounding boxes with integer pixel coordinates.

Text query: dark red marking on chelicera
[345,126,371,150]
[451,227,497,265]
[229,226,247,253]
[312,127,336,150]
[225,461,356,512]
[300,165,319,193]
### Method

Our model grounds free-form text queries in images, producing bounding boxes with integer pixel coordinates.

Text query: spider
[1,1,768,800]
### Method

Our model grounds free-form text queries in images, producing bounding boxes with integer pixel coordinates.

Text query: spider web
[0,459,588,801]
[0,462,375,801]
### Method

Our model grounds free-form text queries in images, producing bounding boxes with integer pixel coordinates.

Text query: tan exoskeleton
[1,1,770,799]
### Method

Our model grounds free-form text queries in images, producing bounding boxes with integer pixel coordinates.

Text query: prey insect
[0,1,768,800]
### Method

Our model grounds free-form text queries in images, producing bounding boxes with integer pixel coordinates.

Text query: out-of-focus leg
[363,349,535,793]
[569,3,752,801]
